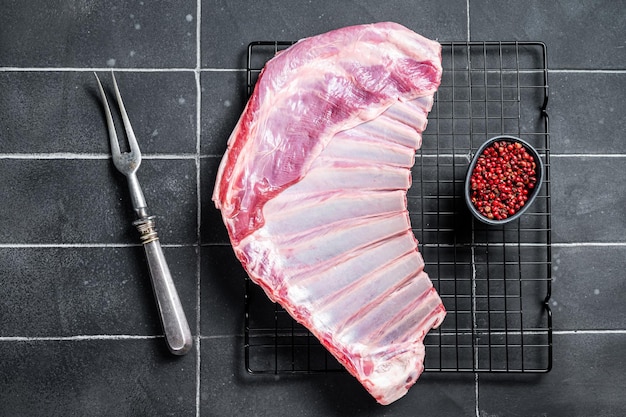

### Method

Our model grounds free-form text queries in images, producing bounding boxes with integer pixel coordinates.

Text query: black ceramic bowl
[465,135,544,225]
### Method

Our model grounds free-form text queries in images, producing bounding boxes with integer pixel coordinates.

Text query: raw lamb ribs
[213,22,447,405]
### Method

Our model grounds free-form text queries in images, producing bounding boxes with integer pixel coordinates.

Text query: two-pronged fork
[94,72,192,355]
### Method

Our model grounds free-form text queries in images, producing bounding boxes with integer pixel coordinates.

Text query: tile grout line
[0,67,245,73]
[466,0,471,42]
[3,330,626,343]
[0,153,197,160]
[475,373,480,417]
[194,1,202,416]
[4,153,626,161]
[0,243,200,248]
[2,67,626,75]
[0,334,247,342]
[3,242,626,249]
[553,330,626,335]
[550,69,626,74]
[552,242,626,247]
[551,154,626,158]
[471,245,480,417]
[0,335,163,342]
[466,0,479,410]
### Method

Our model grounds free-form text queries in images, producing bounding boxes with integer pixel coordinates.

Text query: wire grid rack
[243,41,552,374]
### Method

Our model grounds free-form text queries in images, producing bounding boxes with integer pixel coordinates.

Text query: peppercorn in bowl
[465,135,544,225]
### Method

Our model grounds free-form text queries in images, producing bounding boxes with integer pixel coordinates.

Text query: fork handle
[134,217,193,355]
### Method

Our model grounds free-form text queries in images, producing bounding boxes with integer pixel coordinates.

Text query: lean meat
[213,22,446,405]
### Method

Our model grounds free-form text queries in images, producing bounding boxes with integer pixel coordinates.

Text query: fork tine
[94,72,121,161]
[111,72,141,158]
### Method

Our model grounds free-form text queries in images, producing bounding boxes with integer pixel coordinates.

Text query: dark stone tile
[202,0,468,68]
[0,246,197,337]
[549,72,626,154]
[0,71,197,154]
[0,159,197,244]
[470,0,626,69]
[200,336,476,417]
[200,156,231,244]
[551,246,626,331]
[200,246,245,337]
[551,157,626,243]
[0,339,196,417]
[92,71,198,154]
[478,333,626,417]
[0,0,196,68]
[200,70,247,156]
[470,244,552,373]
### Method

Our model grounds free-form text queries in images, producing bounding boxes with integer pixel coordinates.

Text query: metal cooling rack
[244,41,552,374]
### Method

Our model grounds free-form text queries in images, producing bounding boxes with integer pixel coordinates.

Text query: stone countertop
[1,1,624,416]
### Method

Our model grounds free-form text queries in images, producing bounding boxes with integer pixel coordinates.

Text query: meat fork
[94,72,192,355]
